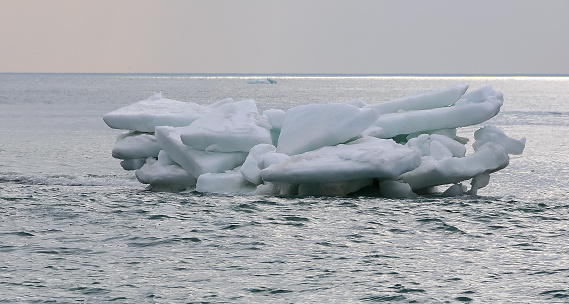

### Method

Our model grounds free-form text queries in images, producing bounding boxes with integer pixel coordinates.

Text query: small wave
[455,296,473,302]
[499,110,569,126]
[69,286,111,296]
[540,289,569,299]
[247,287,292,294]
[360,295,406,302]
[4,231,35,237]
[126,236,201,247]
[232,203,261,213]
[0,173,141,187]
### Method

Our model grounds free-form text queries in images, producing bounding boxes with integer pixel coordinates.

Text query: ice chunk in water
[103,84,526,197]
[441,183,467,197]
[366,86,503,138]
[473,125,526,155]
[277,103,379,155]
[400,142,510,191]
[103,93,212,132]
[263,136,421,184]
[366,84,469,114]
[379,180,418,198]
[180,100,272,152]
[406,134,466,159]
[196,170,256,195]
[135,151,197,191]
[120,158,146,171]
[112,132,161,159]
[155,126,247,178]
[239,144,277,185]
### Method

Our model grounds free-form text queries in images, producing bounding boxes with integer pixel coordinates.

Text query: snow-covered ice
[103,93,213,132]
[104,84,525,197]
[179,100,272,152]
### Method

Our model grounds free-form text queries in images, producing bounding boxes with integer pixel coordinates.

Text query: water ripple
[1,184,568,303]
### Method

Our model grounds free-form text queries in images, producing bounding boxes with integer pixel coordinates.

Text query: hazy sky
[1,0,568,74]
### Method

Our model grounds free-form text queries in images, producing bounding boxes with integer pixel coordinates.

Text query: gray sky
[1,0,568,74]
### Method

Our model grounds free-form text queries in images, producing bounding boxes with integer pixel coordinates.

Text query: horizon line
[1,72,569,77]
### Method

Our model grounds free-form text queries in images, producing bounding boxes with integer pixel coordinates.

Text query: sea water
[1,74,568,303]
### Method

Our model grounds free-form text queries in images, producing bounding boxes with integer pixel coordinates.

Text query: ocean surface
[1,74,568,303]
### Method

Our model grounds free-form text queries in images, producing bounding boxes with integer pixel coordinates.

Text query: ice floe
[103,84,525,197]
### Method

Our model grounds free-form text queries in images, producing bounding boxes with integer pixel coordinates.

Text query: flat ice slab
[179,100,272,152]
[263,136,421,184]
[366,86,503,138]
[103,93,213,132]
[277,103,379,155]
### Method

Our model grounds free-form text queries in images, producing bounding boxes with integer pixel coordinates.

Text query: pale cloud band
[1,0,568,74]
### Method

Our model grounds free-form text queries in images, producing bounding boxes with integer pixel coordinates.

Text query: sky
[1,0,568,75]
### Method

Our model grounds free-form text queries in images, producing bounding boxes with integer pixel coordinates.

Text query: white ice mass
[103,84,526,197]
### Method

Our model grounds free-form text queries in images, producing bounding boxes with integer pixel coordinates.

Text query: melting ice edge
[103,84,525,197]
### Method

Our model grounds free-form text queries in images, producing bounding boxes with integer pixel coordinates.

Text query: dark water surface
[1,74,569,303]
[2,184,568,303]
